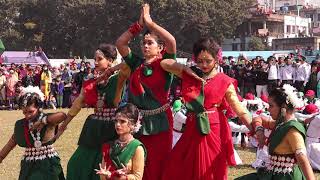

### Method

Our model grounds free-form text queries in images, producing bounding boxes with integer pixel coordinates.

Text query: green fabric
[14,116,64,180]
[236,120,306,180]
[109,139,146,169]
[77,115,117,149]
[0,39,5,53]
[184,82,210,135]
[123,52,144,72]
[129,84,169,135]
[14,115,54,147]
[235,166,305,180]
[67,145,101,180]
[162,53,176,91]
[19,156,64,180]
[269,120,306,154]
[172,99,182,112]
[99,73,120,107]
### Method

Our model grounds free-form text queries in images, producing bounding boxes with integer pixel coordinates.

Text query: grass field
[0,109,319,180]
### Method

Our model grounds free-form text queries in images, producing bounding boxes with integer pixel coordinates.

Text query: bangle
[41,115,48,125]
[128,22,143,36]
[255,126,264,133]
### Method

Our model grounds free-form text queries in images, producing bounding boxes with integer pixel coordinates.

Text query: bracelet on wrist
[128,22,143,36]
[255,126,264,133]
[41,115,48,125]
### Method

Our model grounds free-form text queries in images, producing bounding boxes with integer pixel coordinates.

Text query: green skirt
[66,145,101,180]
[235,166,305,180]
[19,156,64,180]
[67,115,117,180]
[77,115,117,149]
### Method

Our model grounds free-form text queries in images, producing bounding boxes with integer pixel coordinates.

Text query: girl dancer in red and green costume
[0,86,67,180]
[116,4,202,180]
[57,44,130,180]
[161,37,253,180]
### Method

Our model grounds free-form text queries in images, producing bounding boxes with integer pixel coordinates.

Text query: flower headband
[20,86,45,102]
[282,84,304,109]
[132,113,142,133]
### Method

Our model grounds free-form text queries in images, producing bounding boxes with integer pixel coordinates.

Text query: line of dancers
[0,4,317,180]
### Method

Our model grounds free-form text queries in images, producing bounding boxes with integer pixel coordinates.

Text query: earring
[280,108,286,117]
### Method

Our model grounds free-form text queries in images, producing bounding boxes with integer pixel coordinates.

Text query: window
[292,26,295,33]
[286,25,291,33]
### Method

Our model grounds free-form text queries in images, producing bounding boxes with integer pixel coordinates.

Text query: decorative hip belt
[92,107,117,121]
[266,154,296,174]
[140,103,170,117]
[23,145,58,162]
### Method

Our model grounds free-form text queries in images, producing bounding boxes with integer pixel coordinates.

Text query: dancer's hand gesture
[143,4,153,28]
[138,4,144,27]
[95,157,112,178]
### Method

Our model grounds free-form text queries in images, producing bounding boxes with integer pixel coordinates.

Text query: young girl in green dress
[0,86,67,180]
[237,84,315,180]
[96,103,146,180]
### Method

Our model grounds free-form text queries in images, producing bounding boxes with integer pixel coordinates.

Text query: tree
[0,0,254,57]
[249,36,266,51]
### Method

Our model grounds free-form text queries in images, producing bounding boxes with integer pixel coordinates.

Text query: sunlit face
[114,113,134,135]
[268,97,280,120]
[22,104,39,121]
[141,33,162,59]
[94,50,112,72]
[196,50,216,73]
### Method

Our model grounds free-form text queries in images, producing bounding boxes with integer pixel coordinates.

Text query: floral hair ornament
[132,112,142,133]
[216,48,223,64]
[282,84,304,109]
[20,86,45,102]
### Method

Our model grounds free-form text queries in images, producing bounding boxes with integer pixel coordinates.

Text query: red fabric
[129,58,170,105]
[162,73,236,180]
[23,121,32,148]
[129,57,173,180]
[304,103,318,114]
[139,119,172,180]
[82,79,97,106]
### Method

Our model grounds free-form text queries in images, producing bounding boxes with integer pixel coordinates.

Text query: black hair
[143,30,165,46]
[97,43,117,61]
[115,103,139,125]
[269,88,294,111]
[19,93,43,109]
[192,37,221,60]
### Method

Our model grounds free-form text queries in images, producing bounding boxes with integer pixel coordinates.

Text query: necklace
[115,136,134,149]
[28,121,42,149]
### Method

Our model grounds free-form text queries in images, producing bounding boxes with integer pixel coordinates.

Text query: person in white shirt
[294,57,309,92]
[279,57,295,86]
[300,104,320,170]
[266,56,279,92]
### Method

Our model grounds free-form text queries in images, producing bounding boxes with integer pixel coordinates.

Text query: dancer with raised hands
[0,86,67,180]
[115,4,202,180]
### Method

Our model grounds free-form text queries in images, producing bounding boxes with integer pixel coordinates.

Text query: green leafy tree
[249,36,266,51]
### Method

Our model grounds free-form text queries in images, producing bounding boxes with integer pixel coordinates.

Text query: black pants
[294,81,305,92]
[268,80,278,93]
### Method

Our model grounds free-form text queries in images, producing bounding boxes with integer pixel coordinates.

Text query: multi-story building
[222,12,311,51]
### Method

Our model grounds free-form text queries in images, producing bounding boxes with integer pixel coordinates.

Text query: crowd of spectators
[0,61,94,110]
